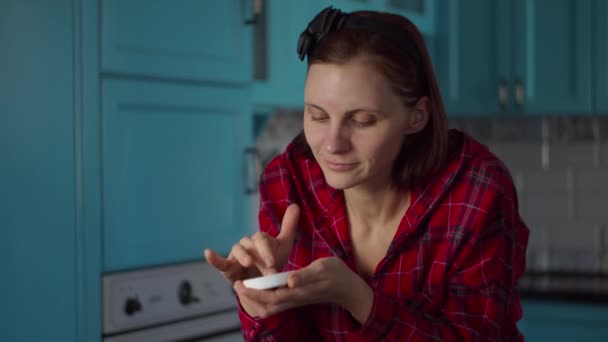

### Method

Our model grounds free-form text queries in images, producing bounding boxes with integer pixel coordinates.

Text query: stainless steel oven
[103,261,242,341]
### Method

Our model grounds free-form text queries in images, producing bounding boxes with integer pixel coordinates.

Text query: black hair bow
[297,6,348,61]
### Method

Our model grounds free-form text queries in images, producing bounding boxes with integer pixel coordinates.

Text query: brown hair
[294,10,448,189]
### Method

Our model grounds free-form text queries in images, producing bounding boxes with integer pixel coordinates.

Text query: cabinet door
[435,0,511,116]
[101,0,251,84]
[384,0,436,34]
[252,0,319,109]
[102,80,252,271]
[594,0,608,113]
[520,300,608,341]
[513,0,592,114]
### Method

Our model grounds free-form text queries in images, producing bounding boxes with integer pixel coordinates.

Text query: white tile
[491,143,543,172]
[574,168,608,221]
[550,143,594,169]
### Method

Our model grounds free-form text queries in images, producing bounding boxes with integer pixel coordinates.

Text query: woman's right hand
[204,204,300,284]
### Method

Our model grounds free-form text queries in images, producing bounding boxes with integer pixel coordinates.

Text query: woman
[205,6,529,341]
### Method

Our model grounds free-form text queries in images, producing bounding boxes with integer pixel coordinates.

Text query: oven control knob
[178,280,200,306]
[124,296,142,316]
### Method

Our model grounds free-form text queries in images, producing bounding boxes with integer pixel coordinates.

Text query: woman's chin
[324,175,359,190]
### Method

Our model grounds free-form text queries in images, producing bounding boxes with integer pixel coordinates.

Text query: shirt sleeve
[237,153,318,341]
[348,169,529,341]
[236,208,300,341]
[237,305,299,341]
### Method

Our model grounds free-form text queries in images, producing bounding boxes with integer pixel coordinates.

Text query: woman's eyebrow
[304,102,385,116]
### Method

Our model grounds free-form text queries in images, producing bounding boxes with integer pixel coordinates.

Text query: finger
[274,284,317,304]
[287,258,331,287]
[234,281,268,317]
[204,248,233,272]
[239,237,276,275]
[263,300,298,317]
[277,204,300,245]
[235,282,304,317]
[252,233,276,267]
[231,243,255,267]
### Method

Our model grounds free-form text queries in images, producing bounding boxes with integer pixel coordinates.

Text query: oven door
[103,309,243,342]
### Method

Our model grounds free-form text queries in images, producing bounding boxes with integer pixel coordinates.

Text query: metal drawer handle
[243,147,261,194]
[244,0,263,25]
[515,79,525,106]
[498,79,508,109]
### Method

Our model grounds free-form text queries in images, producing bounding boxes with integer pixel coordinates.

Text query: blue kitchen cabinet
[102,80,253,271]
[0,0,101,341]
[594,0,608,113]
[253,0,436,109]
[3,0,254,340]
[100,0,254,271]
[435,0,511,116]
[436,0,592,116]
[384,0,436,35]
[101,0,252,84]
[520,299,608,340]
[513,0,592,114]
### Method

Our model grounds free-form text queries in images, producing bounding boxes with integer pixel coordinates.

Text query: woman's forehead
[305,62,391,101]
[304,61,403,112]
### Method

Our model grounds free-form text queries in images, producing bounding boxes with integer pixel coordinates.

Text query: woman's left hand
[233,257,374,323]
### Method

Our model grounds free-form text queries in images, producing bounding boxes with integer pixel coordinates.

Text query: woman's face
[303,58,418,191]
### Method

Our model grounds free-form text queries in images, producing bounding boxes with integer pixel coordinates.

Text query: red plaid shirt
[238,130,529,341]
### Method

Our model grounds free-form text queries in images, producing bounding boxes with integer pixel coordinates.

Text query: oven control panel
[103,260,238,335]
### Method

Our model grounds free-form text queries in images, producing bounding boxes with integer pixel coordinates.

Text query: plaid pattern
[239,130,529,341]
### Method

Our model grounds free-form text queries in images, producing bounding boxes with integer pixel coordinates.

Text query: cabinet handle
[243,0,263,25]
[515,79,525,106]
[243,147,261,194]
[498,80,508,109]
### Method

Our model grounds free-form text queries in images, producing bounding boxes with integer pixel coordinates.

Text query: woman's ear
[404,96,430,135]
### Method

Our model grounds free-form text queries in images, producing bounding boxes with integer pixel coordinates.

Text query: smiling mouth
[324,160,358,172]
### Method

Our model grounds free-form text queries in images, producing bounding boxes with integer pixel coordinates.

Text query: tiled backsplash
[449,117,608,274]
[254,112,608,274]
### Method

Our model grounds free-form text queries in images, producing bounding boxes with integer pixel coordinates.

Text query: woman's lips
[324,160,358,172]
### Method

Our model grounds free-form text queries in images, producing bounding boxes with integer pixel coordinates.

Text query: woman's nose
[325,125,351,154]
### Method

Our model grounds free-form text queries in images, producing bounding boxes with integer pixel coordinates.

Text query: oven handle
[243,147,261,194]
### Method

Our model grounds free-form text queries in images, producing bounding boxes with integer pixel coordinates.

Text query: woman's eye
[352,119,374,127]
[351,114,376,127]
[310,113,328,121]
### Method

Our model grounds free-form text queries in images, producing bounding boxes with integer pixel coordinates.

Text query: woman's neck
[344,184,410,231]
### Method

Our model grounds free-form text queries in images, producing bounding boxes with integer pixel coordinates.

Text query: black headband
[297,6,423,69]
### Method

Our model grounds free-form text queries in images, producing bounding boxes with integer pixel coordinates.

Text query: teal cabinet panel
[594,0,608,113]
[101,0,252,84]
[80,1,104,340]
[435,0,510,116]
[253,0,436,109]
[436,0,593,116]
[520,300,608,341]
[0,0,78,341]
[254,0,364,109]
[102,80,252,271]
[384,0,436,35]
[514,0,592,114]
[252,0,322,109]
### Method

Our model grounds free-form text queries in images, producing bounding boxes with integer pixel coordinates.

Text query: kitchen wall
[449,116,608,274]
[254,112,608,274]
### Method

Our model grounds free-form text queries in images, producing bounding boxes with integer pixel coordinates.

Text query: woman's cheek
[304,124,324,151]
